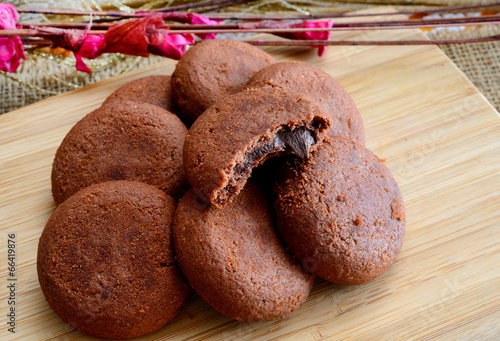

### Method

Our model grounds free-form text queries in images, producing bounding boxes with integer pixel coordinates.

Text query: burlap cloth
[427,25,500,111]
[1,1,499,114]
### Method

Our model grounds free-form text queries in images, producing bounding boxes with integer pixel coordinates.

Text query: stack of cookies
[37,39,405,340]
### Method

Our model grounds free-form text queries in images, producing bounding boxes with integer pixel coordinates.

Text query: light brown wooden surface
[1,10,500,341]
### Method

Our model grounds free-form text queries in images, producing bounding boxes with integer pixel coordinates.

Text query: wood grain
[1,9,500,341]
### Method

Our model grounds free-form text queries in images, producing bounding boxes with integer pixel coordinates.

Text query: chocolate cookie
[273,137,405,285]
[37,181,190,339]
[244,61,365,145]
[51,101,188,206]
[171,39,276,125]
[102,75,178,114]
[183,87,332,207]
[173,181,314,321]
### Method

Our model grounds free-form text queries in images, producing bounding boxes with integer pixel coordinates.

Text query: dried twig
[16,1,500,20]
[248,35,500,46]
[8,15,500,36]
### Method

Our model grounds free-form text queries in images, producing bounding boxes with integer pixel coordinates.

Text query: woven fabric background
[0,54,164,114]
[1,1,499,114]
[427,25,500,111]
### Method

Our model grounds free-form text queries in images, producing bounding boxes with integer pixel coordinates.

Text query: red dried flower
[29,14,194,73]
[99,13,194,59]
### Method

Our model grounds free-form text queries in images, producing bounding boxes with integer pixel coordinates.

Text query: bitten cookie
[244,61,365,145]
[171,39,276,125]
[273,137,405,285]
[102,75,178,115]
[37,181,190,340]
[183,87,332,207]
[51,101,188,205]
[173,181,315,321]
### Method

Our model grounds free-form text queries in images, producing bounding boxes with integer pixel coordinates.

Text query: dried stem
[10,15,500,36]
[154,0,257,13]
[18,35,500,47]
[20,20,499,31]
[6,4,500,49]
[197,0,257,13]
[205,2,500,20]
[16,1,500,20]
[248,35,500,46]
[15,0,257,18]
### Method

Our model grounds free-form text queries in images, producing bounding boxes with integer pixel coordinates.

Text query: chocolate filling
[277,126,316,158]
[235,126,316,176]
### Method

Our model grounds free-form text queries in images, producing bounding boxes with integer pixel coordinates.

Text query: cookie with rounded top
[171,39,276,125]
[245,61,365,145]
[173,181,314,321]
[38,180,189,339]
[103,75,178,115]
[273,137,405,285]
[51,101,188,205]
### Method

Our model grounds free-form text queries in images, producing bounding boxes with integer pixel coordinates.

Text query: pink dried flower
[289,20,333,57]
[0,35,25,73]
[160,12,223,39]
[74,34,105,73]
[0,4,26,73]
[147,29,194,59]
[0,4,19,31]
[27,25,104,73]
[239,20,334,56]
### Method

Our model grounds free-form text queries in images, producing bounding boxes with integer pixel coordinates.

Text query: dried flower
[136,11,222,39]
[74,34,105,73]
[28,26,88,50]
[147,29,194,59]
[29,14,194,73]
[27,25,103,73]
[100,13,194,59]
[99,14,152,56]
[0,4,26,73]
[289,20,333,57]
[161,12,223,39]
[239,20,334,56]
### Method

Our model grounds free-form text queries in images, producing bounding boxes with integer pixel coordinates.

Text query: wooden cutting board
[1,9,499,341]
